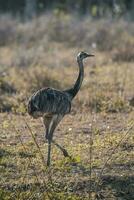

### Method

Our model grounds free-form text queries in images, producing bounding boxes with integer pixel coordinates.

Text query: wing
[28,88,71,116]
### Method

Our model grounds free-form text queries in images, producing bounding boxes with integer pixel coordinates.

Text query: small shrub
[106,97,130,113]
[129,97,134,107]
[0,97,12,112]
[0,15,17,46]
[0,78,16,94]
[112,44,134,62]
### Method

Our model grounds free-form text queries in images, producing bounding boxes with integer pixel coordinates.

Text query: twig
[23,119,56,197]
[13,125,53,200]
[89,124,93,199]
[24,120,45,164]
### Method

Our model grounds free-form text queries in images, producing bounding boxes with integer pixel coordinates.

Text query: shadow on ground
[101,174,134,200]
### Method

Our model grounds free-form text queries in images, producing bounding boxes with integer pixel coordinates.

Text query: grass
[0,112,133,199]
[0,13,134,199]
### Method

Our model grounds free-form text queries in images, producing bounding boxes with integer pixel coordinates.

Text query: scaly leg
[47,114,70,156]
[47,139,52,166]
[52,140,70,158]
[46,114,61,166]
[44,114,71,166]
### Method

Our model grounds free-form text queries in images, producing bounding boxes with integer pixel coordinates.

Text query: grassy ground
[0,13,134,199]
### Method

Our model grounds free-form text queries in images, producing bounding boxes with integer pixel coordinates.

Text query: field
[0,13,134,200]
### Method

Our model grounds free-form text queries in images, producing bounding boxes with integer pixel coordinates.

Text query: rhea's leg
[44,114,68,166]
[46,115,58,166]
[46,120,54,167]
[43,114,52,141]
[47,114,70,158]
[52,140,70,158]
[47,139,52,166]
[45,129,49,140]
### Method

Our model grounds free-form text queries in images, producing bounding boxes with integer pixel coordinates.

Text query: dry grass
[0,13,134,200]
[0,112,134,199]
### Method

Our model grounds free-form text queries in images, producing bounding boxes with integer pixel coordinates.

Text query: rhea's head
[77,51,94,61]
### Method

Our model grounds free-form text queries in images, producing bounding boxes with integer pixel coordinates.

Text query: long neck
[69,58,84,99]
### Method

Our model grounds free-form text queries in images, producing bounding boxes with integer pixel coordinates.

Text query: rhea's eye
[80,54,83,58]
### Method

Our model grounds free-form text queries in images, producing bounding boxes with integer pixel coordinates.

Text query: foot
[62,148,70,157]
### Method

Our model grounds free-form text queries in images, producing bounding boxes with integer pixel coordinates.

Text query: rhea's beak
[87,53,95,57]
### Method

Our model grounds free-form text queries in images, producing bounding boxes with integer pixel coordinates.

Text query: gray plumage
[28,88,71,117]
[28,51,94,166]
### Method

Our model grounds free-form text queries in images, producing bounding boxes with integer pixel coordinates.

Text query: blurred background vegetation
[0,0,134,20]
[0,0,134,114]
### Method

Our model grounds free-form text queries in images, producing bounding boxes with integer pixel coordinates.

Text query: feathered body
[28,52,94,166]
[28,87,71,118]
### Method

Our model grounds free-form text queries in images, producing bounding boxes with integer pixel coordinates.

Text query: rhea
[28,52,94,166]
